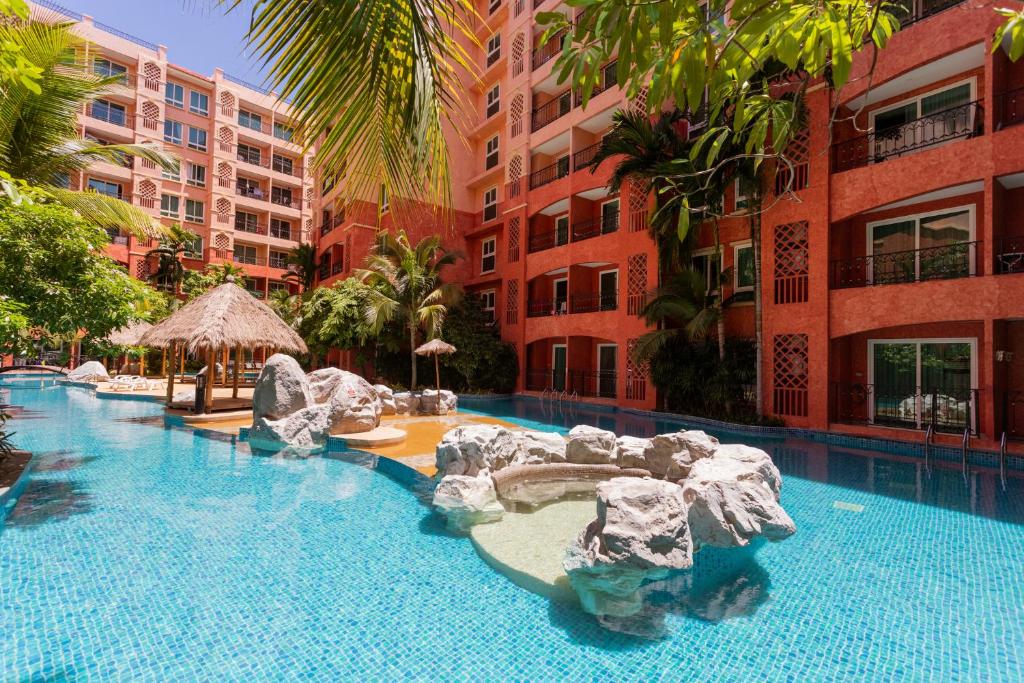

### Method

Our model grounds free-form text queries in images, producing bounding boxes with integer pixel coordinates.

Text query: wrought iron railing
[570,292,618,313]
[572,142,602,171]
[571,214,619,242]
[236,185,266,201]
[569,370,617,399]
[271,194,300,209]
[897,0,965,28]
[268,256,289,269]
[526,229,569,253]
[234,221,267,236]
[531,28,567,71]
[830,241,978,289]
[831,100,982,172]
[528,156,570,189]
[526,298,567,318]
[531,91,573,132]
[573,60,618,106]
[331,262,344,275]
[270,224,292,240]
[233,254,266,266]
[996,236,1024,274]
[830,383,978,434]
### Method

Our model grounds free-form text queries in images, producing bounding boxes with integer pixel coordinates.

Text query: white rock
[615,435,651,469]
[325,371,382,434]
[252,354,313,420]
[249,404,331,449]
[373,384,396,415]
[642,430,718,479]
[172,388,195,403]
[66,361,109,383]
[393,391,418,415]
[432,474,504,531]
[564,477,693,616]
[565,425,617,465]
[440,390,458,413]
[435,424,525,477]
[518,430,567,464]
[307,367,344,403]
[712,443,782,499]
[682,456,795,549]
[418,389,444,414]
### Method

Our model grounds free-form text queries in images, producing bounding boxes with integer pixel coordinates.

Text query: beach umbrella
[415,338,456,405]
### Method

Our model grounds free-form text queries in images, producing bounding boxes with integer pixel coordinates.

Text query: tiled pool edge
[458,393,1024,473]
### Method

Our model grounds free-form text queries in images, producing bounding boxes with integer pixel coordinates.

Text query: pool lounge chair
[109,376,148,391]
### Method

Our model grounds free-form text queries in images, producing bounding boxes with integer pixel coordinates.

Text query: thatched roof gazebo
[106,320,153,347]
[415,339,456,405]
[140,279,307,413]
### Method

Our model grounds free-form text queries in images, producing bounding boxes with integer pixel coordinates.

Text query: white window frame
[480,289,496,320]
[380,184,389,213]
[598,268,618,301]
[270,218,292,239]
[691,247,723,295]
[189,90,209,116]
[238,109,263,132]
[87,177,121,198]
[184,198,204,223]
[486,33,502,66]
[732,239,754,293]
[186,163,206,188]
[486,84,501,118]
[552,276,568,314]
[269,250,289,269]
[160,193,180,218]
[734,178,748,211]
[272,153,294,175]
[93,57,127,82]
[163,119,182,146]
[273,122,294,142]
[481,236,497,274]
[596,343,618,373]
[183,235,203,259]
[600,198,620,233]
[868,78,977,161]
[485,135,500,169]
[865,204,976,284]
[866,337,978,431]
[187,126,207,151]
[483,186,498,222]
[162,163,181,182]
[164,81,184,109]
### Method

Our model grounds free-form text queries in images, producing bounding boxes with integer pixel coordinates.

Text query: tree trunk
[750,194,764,416]
[409,324,417,390]
[712,218,725,361]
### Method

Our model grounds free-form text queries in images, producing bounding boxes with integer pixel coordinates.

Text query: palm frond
[48,189,167,238]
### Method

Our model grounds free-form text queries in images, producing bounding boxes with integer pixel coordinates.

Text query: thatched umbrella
[415,339,456,402]
[106,320,153,375]
[139,279,307,413]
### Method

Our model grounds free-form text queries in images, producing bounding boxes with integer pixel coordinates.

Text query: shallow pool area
[1,380,1023,680]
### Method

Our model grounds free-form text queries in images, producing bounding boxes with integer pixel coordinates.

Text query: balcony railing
[526,298,567,318]
[527,229,567,253]
[331,262,344,275]
[830,241,979,289]
[105,228,129,246]
[320,223,332,238]
[237,153,270,169]
[831,101,983,172]
[572,60,619,106]
[526,368,616,398]
[996,236,1024,274]
[271,194,301,210]
[531,28,567,71]
[234,222,268,236]
[570,292,618,313]
[830,383,978,434]
[531,91,573,132]
[268,256,288,269]
[236,185,267,201]
[572,142,602,171]
[529,156,570,189]
[571,214,619,242]
[86,104,131,128]
[270,224,292,240]
[318,264,330,280]
[233,255,267,266]
[896,0,965,28]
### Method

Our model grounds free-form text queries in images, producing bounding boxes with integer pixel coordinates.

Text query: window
[162,163,181,182]
[160,194,180,218]
[237,142,261,166]
[733,241,755,293]
[187,126,207,151]
[692,249,723,294]
[185,199,204,223]
[600,199,620,233]
[269,281,289,293]
[90,99,126,126]
[486,33,501,67]
[272,154,294,175]
[483,187,498,222]
[93,58,127,83]
[238,110,263,132]
[87,178,121,198]
[235,211,259,232]
[380,184,389,213]
[269,250,289,269]
[236,177,262,198]
[599,269,618,310]
[480,289,496,321]
[555,215,569,246]
[271,187,293,207]
[870,81,974,160]
[867,206,974,284]
[273,122,294,142]
[183,235,203,259]
[163,119,183,145]
[488,0,501,15]
[486,84,500,118]
[186,163,206,187]
[734,179,748,211]
[270,218,291,240]
[189,90,209,116]
[164,82,184,108]
[481,237,496,273]
[485,135,499,169]
[234,243,258,265]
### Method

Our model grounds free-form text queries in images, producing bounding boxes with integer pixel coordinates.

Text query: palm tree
[354,230,462,389]
[284,243,317,292]
[146,225,196,294]
[0,20,177,236]
[269,286,302,327]
[215,0,479,216]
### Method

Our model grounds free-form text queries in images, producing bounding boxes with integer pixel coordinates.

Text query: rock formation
[431,475,505,532]
[252,355,313,420]
[66,361,109,383]
[435,424,524,477]
[565,425,617,464]
[374,384,396,415]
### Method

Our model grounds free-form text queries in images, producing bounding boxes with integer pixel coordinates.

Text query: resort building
[33,2,315,301]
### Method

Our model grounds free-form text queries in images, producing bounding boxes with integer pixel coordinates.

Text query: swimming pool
[1,380,1022,680]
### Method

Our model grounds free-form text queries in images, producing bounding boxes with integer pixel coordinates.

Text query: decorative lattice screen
[511,33,525,78]
[141,102,159,130]
[507,215,520,263]
[214,232,230,250]
[627,253,648,315]
[510,94,524,138]
[773,221,809,304]
[628,181,648,233]
[775,127,810,196]
[773,334,809,417]
[142,62,161,91]
[625,338,647,401]
[506,279,519,325]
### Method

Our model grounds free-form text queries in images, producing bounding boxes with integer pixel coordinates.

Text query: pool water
[2,381,1023,681]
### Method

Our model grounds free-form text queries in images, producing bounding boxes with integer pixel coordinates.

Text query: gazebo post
[204,346,216,413]
[140,350,146,378]
[232,345,241,399]
[221,347,229,386]
[165,341,176,404]
[161,348,167,376]
[178,345,185,375]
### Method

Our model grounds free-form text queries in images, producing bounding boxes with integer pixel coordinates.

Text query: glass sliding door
[920,342,972,431]
[870,220,916,285]
[868,207,973,285]
[872,342,918,427]
[917,210,972,280]
[552,345,567,392]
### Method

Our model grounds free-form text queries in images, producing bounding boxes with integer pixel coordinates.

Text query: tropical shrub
[437,296,518,393]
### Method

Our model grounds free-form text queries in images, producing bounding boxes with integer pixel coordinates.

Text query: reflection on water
[31,450,99,472]
[6,479,92,527]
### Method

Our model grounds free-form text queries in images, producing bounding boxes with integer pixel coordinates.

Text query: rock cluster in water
[248,354,457,448]
[429,423,795,615]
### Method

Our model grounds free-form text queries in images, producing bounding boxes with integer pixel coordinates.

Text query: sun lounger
[109,376,147,391]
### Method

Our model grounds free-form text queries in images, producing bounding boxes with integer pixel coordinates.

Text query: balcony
[526,297,567,318]
[268,255,289,269]
[320,223,332,238]
[531,91,572,132]
[527,229,566,254]
[569,291,618,313]
[531,28,567,71]
[897,0,965,28]
[571,214,618,242]
[830,241,979,289]
[526,368,617,398]
[830,382,977,434]
[331,262,344,275]
[236,185,267,202]
[105,228,129,246]
[234,254,267,266]
[271,193,301,210]
[318,263,330,280]
[234,221,268,236]
[832,100,983,172]
[572,60,618,106]
[237,152,271,170]
[529,156,570,190]
[86,103,132,129]
[572,142,602,171]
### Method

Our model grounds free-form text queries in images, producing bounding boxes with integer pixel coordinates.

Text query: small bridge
[0,365,69,375]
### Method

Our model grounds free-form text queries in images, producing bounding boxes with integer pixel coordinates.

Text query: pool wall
[0,451,35,523]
